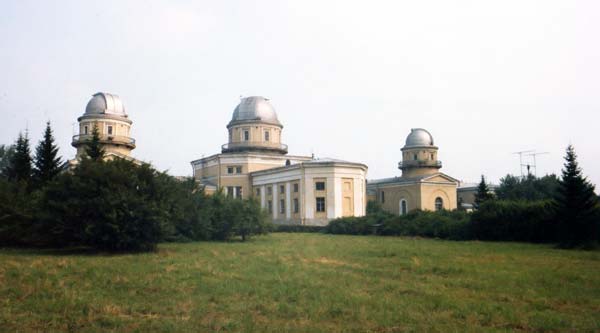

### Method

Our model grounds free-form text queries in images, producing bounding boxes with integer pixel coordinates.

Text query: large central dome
[404,128,435,148]
[229,96,281,127]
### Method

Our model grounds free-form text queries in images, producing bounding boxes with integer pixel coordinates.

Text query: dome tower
[72,92,136,159]
[399,128,441,178]
[222,96,287,154]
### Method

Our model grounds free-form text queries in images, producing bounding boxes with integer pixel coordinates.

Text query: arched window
[400,199,407,215]
[435,197,443,211]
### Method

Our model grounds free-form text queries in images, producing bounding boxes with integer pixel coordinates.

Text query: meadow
[1,233,599,332]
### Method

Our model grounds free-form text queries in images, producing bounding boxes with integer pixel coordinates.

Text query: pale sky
[1,0,599,187]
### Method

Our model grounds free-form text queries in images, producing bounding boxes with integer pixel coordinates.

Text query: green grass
[1,233,599,332]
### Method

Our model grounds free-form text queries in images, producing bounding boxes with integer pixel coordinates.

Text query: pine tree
[555,145,599,248]
[85,124,105,161]
[0,144,15,178]
[33,121,63,186]
[474,175,494,208]
[4,132,33,183]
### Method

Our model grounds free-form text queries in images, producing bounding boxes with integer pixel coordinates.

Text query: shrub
[273,225,325,233]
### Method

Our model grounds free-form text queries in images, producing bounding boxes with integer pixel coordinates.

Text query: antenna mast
[513,150,535,178]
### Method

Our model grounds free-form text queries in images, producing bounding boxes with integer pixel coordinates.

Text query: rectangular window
[279,185,285,194]
[107,125,113,135]
[293,198,299,213]
[316,197,326,212]
[293,183,299,193]
[235,166,242,174]
[267,186,272,196]
[244,130,249,141]
[227,167,234,174]
[381,191,385,203]
[235,186,242,198]
[316,181,326,191]
[265,131,270,141]
[84,126,88,135]
[280,199,285,214]
[267,200,273,213]
[227,186,234,198]
[256,188,261,196]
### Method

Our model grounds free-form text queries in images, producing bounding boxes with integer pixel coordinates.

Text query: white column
[260,185,266,208]
[330,177,341,219]
[272,183,278,219]
[286,182,291,219]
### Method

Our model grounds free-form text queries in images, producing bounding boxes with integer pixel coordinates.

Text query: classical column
[285,181,291,219]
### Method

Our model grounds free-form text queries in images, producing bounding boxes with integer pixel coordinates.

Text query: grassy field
[1,233,599,332]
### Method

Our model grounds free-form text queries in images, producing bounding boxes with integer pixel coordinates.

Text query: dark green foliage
[470,200,557,243]
[0,144,15,177]
[554,145,599,248]
[273,225,324,233]
[325,216,375,235]
[84,124,104,161]
[4,132,33,184]
[38,159,167,251]
[0,179,37,246]
[474,175,494,207]
[496,174,560,201]
[33,122,62,187]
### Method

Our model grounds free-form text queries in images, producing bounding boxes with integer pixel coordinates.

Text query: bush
[470,200,557,243]
[273,225,324,233]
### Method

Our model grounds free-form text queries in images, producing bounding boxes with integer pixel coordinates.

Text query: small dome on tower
[405,128,435,147]
[85,92,127,117]
[229,96,281,127]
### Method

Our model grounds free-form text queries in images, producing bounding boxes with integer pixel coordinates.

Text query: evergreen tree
[474,175,494,207]
[0,144,15,178]
[554,145,599,248]
[4,132,33,184]
[84,124,105,161]
[33,121,62,186]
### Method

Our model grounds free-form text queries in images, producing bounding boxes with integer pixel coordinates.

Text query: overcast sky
[1,0,599,187]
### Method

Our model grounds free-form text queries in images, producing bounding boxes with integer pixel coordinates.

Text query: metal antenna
[513,150,535,178]
[526,152,549,177]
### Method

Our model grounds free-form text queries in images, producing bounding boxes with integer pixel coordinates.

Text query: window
[264,131,270,141]
[435,197,443,211]
[267,200,273,213]
[244,130,249,141]
[227,167,234,174]
[400,199,407,215]
[293,198,299,213]
[84,126,88,135]
[235,166,242,174]
[315,181,326,191]
[430,153,434,160]
[227,186,234,198]
[316,197,326,212]
[267,186,272,196]
[280,199,285,214]
[279,185,285,194]
[381,191,385,203]
[413,154,418,161]
[235,186,243,198]
[256,188,261,196]
[107,125,113,135]
[293,183,299,193]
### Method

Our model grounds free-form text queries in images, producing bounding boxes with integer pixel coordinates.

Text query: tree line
[327,145,600,249]
[0,123,270,252]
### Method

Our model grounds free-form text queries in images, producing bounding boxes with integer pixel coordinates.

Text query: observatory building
[367,128,458,214]
[71,92,140,164]
[191,96,368,226]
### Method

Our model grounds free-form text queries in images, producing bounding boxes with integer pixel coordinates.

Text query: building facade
[367,128,458,215]
[191,96,368,225]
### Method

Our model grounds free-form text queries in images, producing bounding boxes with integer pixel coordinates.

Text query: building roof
[404,128,435,148]
[249,157,368,177]
[229,96,281,127]
[84,92,127,117]
[368,172,458,186]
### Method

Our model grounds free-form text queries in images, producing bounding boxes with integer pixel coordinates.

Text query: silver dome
[229,96,281,126]
[405,128,435,147]
[85,92,127,117]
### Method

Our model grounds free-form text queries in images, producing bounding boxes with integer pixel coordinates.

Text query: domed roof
[229,96,281,126]
[404,128,435,147]
[84,92,127,117]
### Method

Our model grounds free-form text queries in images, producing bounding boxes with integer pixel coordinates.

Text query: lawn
[1,233,599,332]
